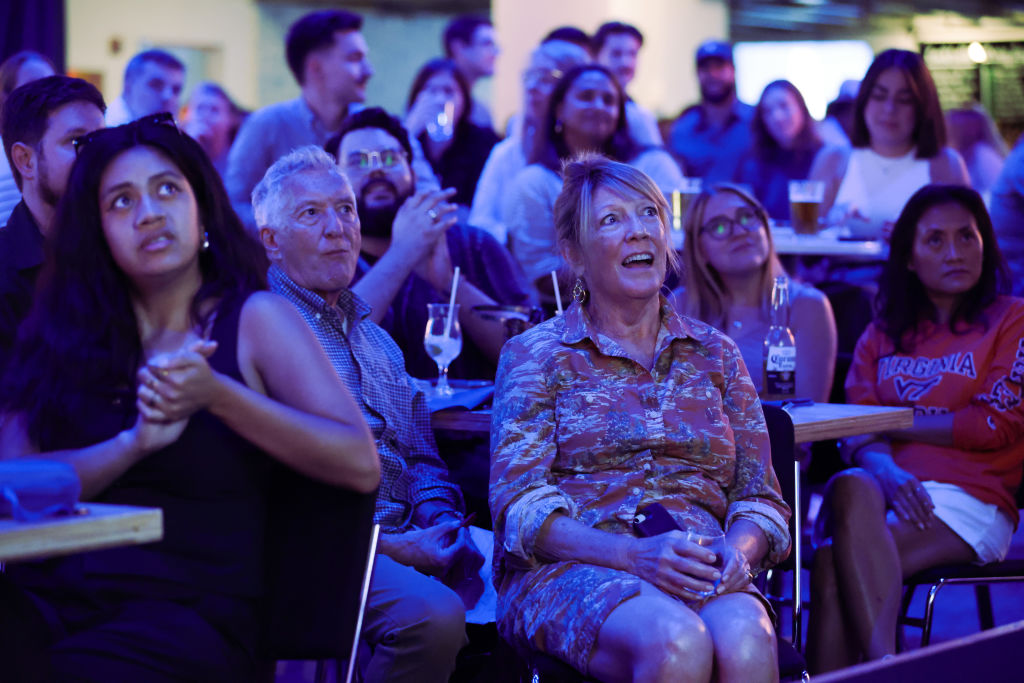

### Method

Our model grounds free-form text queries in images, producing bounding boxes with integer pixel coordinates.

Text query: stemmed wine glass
[424,303,462,397]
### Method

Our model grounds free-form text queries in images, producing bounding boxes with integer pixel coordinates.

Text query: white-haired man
[252,146,482,682]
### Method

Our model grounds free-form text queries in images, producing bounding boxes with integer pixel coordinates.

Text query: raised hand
[390,188,458,265]
[136,339,220,423]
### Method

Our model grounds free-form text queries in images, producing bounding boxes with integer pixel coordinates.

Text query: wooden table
[0,503,163,563]
[432,402,914,444]
[770,230,886,258]
[786,402,913,443]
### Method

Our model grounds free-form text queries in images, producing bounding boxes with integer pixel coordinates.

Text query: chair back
[763,404,798,571]
[762,403,804,655]
[260,462,378,662]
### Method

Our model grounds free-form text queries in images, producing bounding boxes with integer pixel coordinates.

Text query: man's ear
[259,226,280,262]
[10,142,36,183]
[449,39,468,60]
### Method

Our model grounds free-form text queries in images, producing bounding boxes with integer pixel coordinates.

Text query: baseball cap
[695,40,733,65]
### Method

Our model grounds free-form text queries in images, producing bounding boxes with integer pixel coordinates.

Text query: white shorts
[887,481,1014,564]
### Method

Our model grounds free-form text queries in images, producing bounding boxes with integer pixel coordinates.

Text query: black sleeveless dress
[8,292,272,663]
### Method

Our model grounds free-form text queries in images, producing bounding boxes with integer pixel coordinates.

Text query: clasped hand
[629,530,752,601]
[136,339,220,424]
[388,518,484,581]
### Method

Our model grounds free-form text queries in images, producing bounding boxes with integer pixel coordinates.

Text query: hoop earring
[572,277,587,303]
[201,231,210,252]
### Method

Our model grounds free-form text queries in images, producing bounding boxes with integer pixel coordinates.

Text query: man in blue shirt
[253,145,482,682]
[667,40,754,184]
[227,10,437,237]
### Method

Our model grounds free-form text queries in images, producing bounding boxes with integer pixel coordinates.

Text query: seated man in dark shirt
[0,76,105,366]
[326,107,535,381]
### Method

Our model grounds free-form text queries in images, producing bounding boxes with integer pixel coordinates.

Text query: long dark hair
[751,80,821,161]
[851,49,946,158]
[1,118,266,445]
[530,64,637,173]
[406,58,472,134]
[877,184,1009,353]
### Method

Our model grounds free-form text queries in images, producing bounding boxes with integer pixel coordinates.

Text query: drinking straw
[444,266,460,336]
[551,271,563,315]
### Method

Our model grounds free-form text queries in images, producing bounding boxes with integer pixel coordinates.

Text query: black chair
[261,463,379,683]
[760,404,810,682]
[898,484,1024,648]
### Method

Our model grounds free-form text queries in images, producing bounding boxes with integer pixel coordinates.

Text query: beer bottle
[762,276,797,400]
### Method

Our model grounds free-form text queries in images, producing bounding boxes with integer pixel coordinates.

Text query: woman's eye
[600,213,617,225]
[110,194,132,210]
[157,182,179,197]
[642,206,658,217]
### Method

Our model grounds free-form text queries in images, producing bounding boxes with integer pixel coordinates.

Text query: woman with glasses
[502,64,683,304]
[671,184,837,402]
[807,184,1024,672]
[0,115,378,680]
[404,58,498,212]
[469,39,590,245]
[809,49,968,239]
[491,155,789,682]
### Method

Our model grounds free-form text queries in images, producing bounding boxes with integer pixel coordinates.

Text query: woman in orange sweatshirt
[807,184,1024,672]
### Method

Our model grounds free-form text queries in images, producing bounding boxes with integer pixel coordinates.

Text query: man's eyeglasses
[699,206,763,240]
[344,149,406,171]
[72,111,178,155]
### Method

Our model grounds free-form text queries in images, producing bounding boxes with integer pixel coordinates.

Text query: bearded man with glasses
[326,107,533,383]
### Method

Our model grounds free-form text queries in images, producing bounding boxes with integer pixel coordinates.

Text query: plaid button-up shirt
[269,265,463,532]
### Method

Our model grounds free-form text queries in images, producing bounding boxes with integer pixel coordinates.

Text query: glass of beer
[788,180,825,235]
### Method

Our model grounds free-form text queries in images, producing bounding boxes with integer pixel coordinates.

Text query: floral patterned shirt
[490,298,791,586]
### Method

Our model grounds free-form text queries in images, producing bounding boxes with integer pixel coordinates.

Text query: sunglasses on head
[72,111,179,155]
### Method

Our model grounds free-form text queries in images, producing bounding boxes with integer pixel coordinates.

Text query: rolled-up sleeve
[489,337,576,570]
[719,339,792,567]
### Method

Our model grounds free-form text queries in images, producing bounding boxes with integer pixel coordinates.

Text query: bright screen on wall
[734,40,875,119]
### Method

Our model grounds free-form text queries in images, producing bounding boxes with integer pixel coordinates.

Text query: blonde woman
[671,184,837,402]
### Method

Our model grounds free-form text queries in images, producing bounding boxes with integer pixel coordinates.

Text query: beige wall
[67,0,470,117]
[66,0,260,109]
[491,0,728,130]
